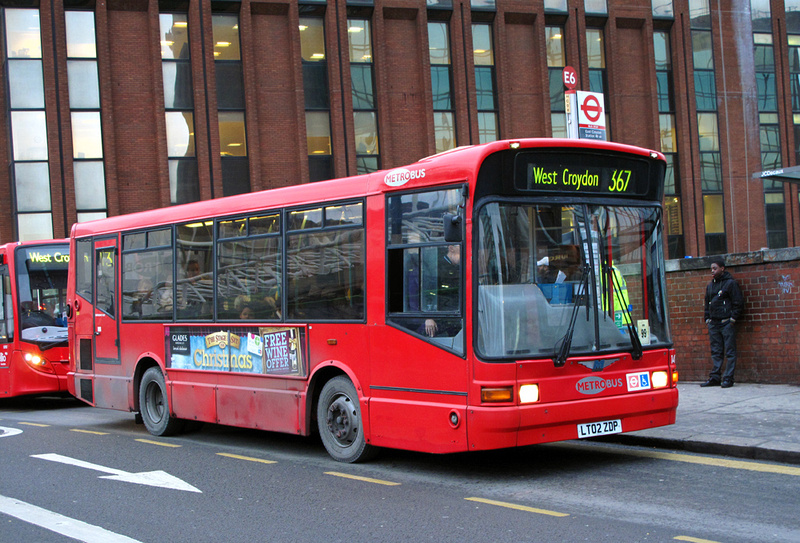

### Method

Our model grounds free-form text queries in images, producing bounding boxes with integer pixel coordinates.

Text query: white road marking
[0,426,22,438]
[32,453,202,493]
[0,493,142,543]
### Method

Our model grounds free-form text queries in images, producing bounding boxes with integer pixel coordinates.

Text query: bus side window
[96,248,116,318]
[0,268,12,342]
[76,239,93,303]
[386,187,465,355]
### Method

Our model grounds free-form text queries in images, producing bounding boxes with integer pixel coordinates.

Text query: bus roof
[71,138,663,238]
[0,239,69,252]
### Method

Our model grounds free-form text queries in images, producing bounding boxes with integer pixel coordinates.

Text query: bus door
[93,238,120,365]
[0,264,11,395]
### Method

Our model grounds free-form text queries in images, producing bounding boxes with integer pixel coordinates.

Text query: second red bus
[0,240,70,398]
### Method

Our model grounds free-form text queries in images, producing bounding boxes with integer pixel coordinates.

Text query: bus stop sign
[577,91,606,141]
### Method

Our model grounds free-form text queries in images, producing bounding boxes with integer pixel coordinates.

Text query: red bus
[0,240,70,398]
[67,139,678,462]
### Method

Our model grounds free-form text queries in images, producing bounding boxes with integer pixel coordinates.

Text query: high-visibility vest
[605,267,631,327]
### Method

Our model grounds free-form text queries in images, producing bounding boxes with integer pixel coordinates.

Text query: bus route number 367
[577,419,622,438]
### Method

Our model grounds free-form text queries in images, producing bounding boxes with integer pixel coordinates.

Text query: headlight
[651,371,669,388]
[519,384,540,403]
[24,352,54,374]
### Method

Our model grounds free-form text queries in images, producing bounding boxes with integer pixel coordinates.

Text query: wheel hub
[326,396,356,446]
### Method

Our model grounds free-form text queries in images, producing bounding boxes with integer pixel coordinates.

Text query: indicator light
[481,387,513,403]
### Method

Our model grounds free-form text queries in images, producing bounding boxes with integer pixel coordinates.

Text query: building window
[160,13,200,204]
[584,0,607,15]
[473,23,498,143]
[348,18,380,174]
[300,16,332,182]
[3,9,53,240]
[544,0,567,11]
[67,10,108,224]
[546,26,566,137]
[752,3,786,248]
[690,0,725,253]
[586,27,610,138]
[213,13,249,196]
[654,31,684,259]
[652,0,674,18]
[429,21,455,153]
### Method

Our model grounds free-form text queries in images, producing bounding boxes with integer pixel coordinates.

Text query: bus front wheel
[139,367,184,436]
[317,376,376,463]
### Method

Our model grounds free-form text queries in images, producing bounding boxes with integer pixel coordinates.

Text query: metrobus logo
[576,376,624,395]
[384,168,426,187]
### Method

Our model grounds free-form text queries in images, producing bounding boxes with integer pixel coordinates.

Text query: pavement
[604,382,800,465]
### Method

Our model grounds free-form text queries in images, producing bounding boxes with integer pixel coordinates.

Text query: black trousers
[707,320,737,382]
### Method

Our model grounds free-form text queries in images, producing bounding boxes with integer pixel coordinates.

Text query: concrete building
[1,0,798,259]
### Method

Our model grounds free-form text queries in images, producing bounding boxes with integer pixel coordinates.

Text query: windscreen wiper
[607,265,642,360]
[553,264,590,367]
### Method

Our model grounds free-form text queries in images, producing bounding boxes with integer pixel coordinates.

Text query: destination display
[18,245,70,271]
[166,326,305,376]
[514,152,652,197]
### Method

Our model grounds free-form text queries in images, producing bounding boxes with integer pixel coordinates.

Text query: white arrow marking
[32,453,201,493]
[0,426,23,438]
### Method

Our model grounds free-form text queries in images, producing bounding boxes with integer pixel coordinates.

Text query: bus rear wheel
[317,376,376,463]
[139,367,184,436]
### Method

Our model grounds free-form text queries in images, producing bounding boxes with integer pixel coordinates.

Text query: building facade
[1,0,799,258]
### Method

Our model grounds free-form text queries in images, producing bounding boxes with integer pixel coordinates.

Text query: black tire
[317,376,377,463]
[139,366,185,436]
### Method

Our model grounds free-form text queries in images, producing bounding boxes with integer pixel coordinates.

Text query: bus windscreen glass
[475,202,669,360]
[15,245,70,343]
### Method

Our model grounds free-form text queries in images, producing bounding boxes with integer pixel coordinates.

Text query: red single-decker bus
[0,240,70,398]
[67,139,678,462]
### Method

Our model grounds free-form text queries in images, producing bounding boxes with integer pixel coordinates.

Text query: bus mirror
[443,214,462,242]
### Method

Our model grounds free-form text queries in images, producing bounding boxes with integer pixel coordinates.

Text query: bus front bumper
[466,387,678,451]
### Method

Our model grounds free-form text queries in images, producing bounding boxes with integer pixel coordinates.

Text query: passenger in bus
[262,293,281,320]
[239,304,254,320]
[536,256,566,284]
[536,256,571,305]
[131,278,153,318]
[422,245,462,337]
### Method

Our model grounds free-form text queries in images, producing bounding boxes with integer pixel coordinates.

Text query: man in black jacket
[701,259,744,388]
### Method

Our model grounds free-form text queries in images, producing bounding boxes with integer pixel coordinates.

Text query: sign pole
[562,66,578,139]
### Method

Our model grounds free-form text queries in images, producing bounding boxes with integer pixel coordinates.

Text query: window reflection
[14,163,51,212]
[5,9,42,58]
[8,60,45,108]
[68,60,100,109]
[74,162,107,209]
[71,112,104,159]
[160,14,190,60]
[166,111,196,158]
[65,11,97,58]
[11,111,48,161]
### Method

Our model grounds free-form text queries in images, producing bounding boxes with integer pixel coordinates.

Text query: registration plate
[577,419,622,438]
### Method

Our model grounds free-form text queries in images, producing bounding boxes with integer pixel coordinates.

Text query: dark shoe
[700,379,721,387]
[721,380,734,388]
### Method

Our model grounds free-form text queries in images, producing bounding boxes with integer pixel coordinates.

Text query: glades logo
[575,375,624,395]
[384,168,426,187]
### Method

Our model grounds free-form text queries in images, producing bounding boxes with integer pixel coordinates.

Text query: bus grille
[79,339,93,371]
[79,379,93,403]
